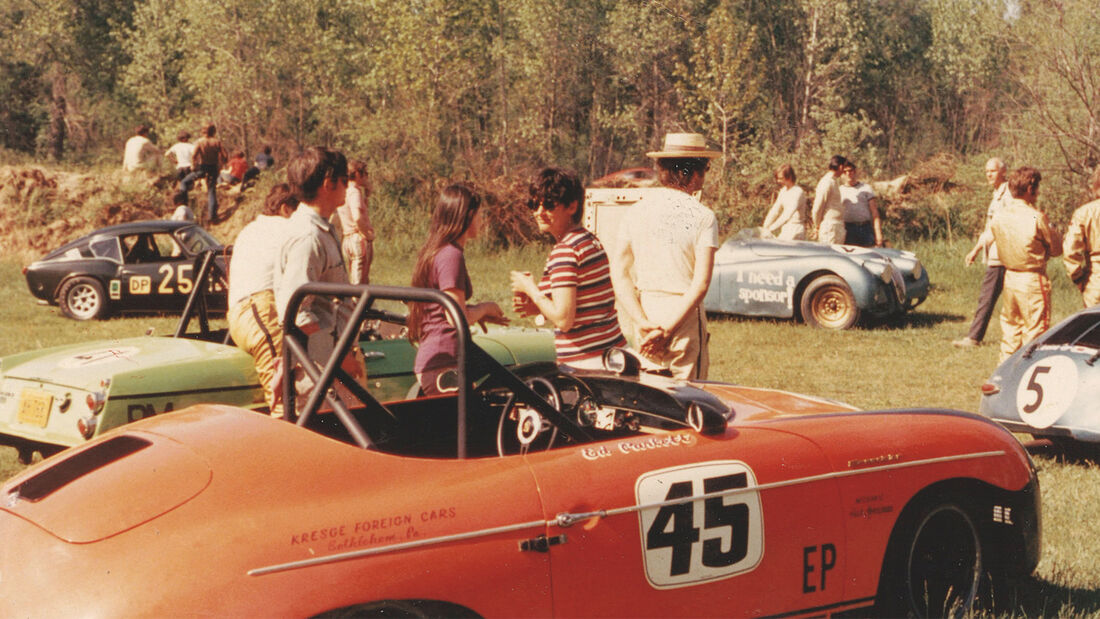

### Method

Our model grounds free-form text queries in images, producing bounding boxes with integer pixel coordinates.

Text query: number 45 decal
[636,461,764,589]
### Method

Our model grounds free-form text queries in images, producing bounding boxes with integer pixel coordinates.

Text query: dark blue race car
[23,220,227,320]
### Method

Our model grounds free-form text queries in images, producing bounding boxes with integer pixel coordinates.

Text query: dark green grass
[1,237,1098,615]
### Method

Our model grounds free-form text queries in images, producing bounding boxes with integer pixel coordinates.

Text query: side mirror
[603,347,641,377]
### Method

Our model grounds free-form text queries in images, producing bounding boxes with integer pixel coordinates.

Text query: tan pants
[227,290,284,417]
[342,234,373,285]
[638,291,709,380]
[999,270,1051,363]
[817,221,846,245]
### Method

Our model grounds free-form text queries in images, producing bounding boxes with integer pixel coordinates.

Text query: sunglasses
[525,199,561,212]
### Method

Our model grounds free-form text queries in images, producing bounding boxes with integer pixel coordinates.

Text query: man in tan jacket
[991,166,1062,362]
[811,155,849,244]
[1062,167,1100,307]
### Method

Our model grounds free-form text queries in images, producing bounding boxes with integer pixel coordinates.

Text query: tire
[800,275,859,329]
[59,277,110,321]
[877,500,984,618]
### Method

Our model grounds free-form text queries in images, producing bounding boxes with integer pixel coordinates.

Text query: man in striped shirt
[511,168,626,368]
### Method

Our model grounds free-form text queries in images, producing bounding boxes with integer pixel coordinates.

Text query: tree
[677,0,762,160]
[1003,0,1100,178]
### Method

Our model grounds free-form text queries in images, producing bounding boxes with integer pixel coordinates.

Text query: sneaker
[952,338,980,348]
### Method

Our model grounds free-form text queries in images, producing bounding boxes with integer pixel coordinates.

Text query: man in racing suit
[1062,166,1100,307]
[991,166,1062,362]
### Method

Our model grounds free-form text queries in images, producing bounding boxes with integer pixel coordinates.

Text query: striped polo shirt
[538,228,626,363]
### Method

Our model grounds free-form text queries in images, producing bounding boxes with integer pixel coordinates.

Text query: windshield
[1043,313,1100,349]
[175,225,221,254]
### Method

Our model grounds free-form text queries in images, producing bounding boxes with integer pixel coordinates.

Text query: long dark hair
[407,183,482,343]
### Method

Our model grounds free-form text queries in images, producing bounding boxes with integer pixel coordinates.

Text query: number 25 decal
[636,461,763,589]
[1014,356,1077,429]
[157,263,194,295]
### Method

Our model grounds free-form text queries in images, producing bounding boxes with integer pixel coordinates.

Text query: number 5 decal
[636,461,763,589]
[1015,356,1077,429]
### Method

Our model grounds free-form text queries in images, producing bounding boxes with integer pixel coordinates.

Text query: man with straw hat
[610,132,721,380]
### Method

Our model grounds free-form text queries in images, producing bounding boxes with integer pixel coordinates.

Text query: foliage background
[3,0,1100,236]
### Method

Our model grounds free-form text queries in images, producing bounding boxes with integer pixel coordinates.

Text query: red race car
[0,284,1039,617]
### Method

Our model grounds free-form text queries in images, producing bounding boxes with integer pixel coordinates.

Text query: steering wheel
[496,377,562,456]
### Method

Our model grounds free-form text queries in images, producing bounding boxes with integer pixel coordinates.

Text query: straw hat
[646,132,722,159]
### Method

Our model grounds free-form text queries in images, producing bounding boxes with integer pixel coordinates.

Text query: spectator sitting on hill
[243,145,274,185]
[169,191,195,222]
[122,124,160,173]
[219,151,249,186]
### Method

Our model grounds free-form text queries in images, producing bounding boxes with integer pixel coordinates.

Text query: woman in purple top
[408,183,508,395]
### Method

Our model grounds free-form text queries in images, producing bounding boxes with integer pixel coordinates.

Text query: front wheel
[59,277,110,320]
[877,500,984,618]
[800,275,859,329]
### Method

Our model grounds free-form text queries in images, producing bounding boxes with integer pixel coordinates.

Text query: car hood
[2,431,212,543]
[699,382,860,421]
[0,335,253,394]
[738,238,892,262]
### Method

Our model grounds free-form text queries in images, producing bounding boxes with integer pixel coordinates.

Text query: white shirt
[763,185,807,239]
[122,135,159,171]
[840,182,875,223]
[336,181,373,239]
[976,182,1011,266]
[812,173,844,228]
[619,187,719,295]
[228,214,290,307]
[165,142,196,169]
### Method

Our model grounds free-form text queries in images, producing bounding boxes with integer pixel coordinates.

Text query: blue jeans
[179,164,219,220]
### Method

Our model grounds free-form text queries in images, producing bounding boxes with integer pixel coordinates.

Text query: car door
[524,427,848,617]
[118,233,193,311]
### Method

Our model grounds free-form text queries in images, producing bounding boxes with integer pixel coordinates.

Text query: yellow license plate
[17,389,53,428]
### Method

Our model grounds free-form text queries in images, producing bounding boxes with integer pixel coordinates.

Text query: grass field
[1,236,1098,616]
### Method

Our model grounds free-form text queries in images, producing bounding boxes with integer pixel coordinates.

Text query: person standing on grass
[761,164,807,240]
[335,160,375,285]
[838,162,883,248]
[226,183,296,417]
[408,183,508,395]
[955,157,1011,348]
[991,166,1062,362]
[610,132,720,380]
[1062,167,1100,308]
[273,146,364,390]
[510,168,625,369]
[811,155,848,244]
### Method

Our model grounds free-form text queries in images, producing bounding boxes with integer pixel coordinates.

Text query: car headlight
[880,264,895,284]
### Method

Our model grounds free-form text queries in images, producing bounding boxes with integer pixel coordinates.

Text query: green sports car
[0,253,553,463]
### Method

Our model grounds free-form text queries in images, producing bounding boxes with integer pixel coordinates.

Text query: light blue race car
[703,229,929,329]
[979,305,1100,446]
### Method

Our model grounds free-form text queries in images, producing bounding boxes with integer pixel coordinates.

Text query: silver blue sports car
[703,229,929,329]
[979,305,1100,445]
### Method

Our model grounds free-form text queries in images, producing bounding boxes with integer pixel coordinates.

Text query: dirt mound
[0,165,257,262]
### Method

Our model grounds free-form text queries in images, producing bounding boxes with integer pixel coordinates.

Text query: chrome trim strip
[567,450,1007,524]
[248,518,547,576]
[248,449,1005,576]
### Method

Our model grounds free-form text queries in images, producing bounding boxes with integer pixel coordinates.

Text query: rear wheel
[800,275,859,329]
[59,277,110,320]
[878,500,983,618]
